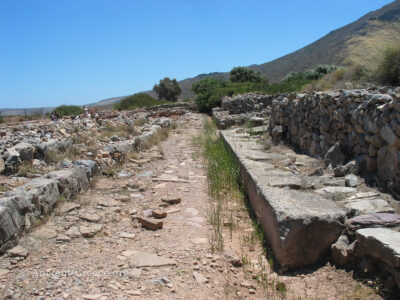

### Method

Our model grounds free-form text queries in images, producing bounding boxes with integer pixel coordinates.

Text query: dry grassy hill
[97,0,400,105]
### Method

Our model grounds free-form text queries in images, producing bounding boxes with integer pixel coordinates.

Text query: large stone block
[355,228,400,269]
[74,160,99,179]
[10,142,35,162]
[0,196,26,253]
[324,143,345,167]
[377,146,398,184]
[221,130,345,271]
[45,167,89,200]
[7,178,60,218]
[0,158,4,174]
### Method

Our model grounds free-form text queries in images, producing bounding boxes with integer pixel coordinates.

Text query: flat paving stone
[129,251,176,268]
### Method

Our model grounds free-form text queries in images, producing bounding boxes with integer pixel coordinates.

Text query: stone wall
[221,93,273,114]
[269,88,400,189]
[212,93,272,129]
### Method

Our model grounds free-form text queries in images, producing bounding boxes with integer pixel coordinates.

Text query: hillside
[4,1,400,112]
[250,0,400,82]
[167,0,400,99]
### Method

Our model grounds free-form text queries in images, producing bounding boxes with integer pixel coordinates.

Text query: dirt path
[0,113,379,299]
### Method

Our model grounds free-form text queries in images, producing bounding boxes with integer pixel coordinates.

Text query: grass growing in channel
[195,119,289,297]
[194,120,242,252]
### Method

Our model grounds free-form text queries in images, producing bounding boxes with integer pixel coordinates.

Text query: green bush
[230,67,268,83]
[153,77,182,101]
[378,46,400,85]
[192,77,310,114]
[53,105,84,116]
[114,93,170,111]
[192,78,231,113]
[282,65,341,82]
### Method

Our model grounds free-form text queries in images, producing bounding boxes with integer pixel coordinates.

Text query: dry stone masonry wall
[212,93,272,129]
[269,87,400,189]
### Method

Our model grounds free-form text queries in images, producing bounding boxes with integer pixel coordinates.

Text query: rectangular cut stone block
[45,167,89,200]
[355,228,400,268]
[221,130,345,271]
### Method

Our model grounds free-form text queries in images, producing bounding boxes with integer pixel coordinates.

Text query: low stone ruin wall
[269,88,400,189]
[0,162,96,253]
[0,121,168,254]
[212,93,272,129]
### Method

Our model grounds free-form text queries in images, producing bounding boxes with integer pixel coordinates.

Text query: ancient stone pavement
[0,113,381,299]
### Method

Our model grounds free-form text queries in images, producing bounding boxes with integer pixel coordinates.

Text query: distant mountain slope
[87,96,127,107]
[88,1,400,107]
[167,0,400,99]
[250,0,400,82]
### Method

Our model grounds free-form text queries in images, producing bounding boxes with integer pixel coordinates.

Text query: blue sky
[0,0,394,108]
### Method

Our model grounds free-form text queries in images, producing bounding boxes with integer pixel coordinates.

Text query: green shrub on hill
[282,65,341,82]
[114,93,170,111]
[230,67,268,83]
[378,46,400,85]
[53,105,83,116]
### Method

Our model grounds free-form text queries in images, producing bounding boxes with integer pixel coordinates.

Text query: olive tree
[153,77,182,101]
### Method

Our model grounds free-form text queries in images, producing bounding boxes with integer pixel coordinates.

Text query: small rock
[240,281,255,289]
[152,210,167,219]
[142,209,153,218]
[309,167,323,176]
[66,226,81,238]
[324,143,345,168]
[138,217,163,230]
[129,290,142,296]
[60,203,80,214]
[119,232,136,239]
[8,245,29,258]
[79,224,103,237]
[56,234,71,243]
[334,165,348,177]
[345,174,358,187]
[224,249,242,267]
[161,198,182,205]
[115,195,130,202]
[193,271,208,284]
[123,268,142,280]
[79,212,101,223]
